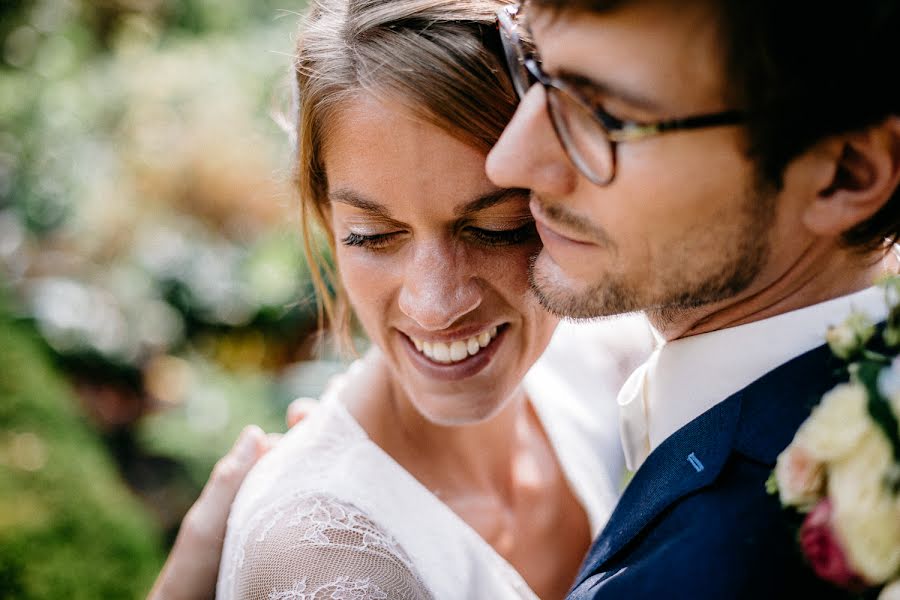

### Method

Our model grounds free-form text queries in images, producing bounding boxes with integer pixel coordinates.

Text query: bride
[216,1,648,598]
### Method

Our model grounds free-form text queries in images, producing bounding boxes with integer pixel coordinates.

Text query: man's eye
[468,222,538,246]
[340,232,399,249]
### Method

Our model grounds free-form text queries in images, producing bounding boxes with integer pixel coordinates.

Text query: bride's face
[324,96,558,425]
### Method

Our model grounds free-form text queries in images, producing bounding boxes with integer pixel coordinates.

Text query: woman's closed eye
[340,231,401,250]
[340,221,538,251]
[466,221,538,246]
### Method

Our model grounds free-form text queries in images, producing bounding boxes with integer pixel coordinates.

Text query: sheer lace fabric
[233,494,431,600]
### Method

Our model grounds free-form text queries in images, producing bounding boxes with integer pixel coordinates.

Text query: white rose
[826,312,875,359]
[795,383,873,462]
[880,579,900,600]
[829,431,900,584]
[826,324,860,359]
[774,443,825,509]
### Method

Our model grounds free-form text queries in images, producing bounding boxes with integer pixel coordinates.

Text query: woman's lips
[399,325,508,382]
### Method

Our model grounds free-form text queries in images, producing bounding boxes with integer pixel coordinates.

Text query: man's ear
[802,116,900,237]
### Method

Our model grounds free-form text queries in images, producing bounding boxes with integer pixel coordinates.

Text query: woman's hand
[147,425,271,600]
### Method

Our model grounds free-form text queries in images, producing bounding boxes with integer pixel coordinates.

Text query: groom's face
[487,0,777,321]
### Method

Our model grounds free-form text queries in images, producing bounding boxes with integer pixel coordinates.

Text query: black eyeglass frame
[496,3,746,186]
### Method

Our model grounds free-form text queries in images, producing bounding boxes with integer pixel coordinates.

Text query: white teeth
[410,326,501,365]
[450,341,468,361]
[432,342,450,363]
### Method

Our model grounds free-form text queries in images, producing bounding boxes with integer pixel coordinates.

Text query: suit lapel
[574,390,743,585]
[572,341,845,592]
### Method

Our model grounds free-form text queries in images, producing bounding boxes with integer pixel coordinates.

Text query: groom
[487,0,900,598]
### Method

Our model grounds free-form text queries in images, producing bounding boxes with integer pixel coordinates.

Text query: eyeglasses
[496,4,746,186]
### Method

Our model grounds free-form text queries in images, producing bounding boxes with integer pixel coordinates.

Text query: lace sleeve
[229,493,433,600]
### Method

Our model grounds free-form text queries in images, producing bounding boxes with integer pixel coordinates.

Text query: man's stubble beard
[528,181,777,323]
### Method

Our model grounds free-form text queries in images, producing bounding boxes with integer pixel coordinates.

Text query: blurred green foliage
[0,0,362,596]
[0,295,164,598]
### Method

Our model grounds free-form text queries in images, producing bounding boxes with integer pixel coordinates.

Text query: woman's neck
[349,372,534,503]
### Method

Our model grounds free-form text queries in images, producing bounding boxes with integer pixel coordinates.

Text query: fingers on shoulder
[211,425,266,484]
[286,397,318,428]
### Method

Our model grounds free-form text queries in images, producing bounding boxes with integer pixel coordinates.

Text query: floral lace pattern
[223,492,432,600]
[269,575,388,600]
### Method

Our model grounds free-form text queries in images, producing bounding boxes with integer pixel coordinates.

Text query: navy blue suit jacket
[568,342,857,599]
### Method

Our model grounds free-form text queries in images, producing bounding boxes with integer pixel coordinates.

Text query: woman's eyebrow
[328,189,392,218]
[454,188,529,217]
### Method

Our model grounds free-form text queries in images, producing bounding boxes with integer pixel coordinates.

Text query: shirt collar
[617,285,890,472]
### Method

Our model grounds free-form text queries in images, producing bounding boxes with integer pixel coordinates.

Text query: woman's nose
[397,245,482,331]
[486,84,578,197]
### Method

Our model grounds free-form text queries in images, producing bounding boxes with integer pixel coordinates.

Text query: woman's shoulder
[219,491,433,600]
[540,314,654,379]
[228,399,366,527]
[528,315,652,412]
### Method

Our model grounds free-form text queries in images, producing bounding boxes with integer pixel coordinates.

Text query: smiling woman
[214,1,645,599]
[323,96,552,425]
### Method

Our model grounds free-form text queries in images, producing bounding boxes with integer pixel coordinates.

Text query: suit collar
[575,389,743,584]
[620,286,888,471]
[575,341,845,590]
[733,342,844,464]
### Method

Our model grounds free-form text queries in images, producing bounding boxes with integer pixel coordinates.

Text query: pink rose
[800,499,867,591]
[775,443,825,508]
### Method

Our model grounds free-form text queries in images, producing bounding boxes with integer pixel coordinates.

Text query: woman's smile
[398,323,508,382]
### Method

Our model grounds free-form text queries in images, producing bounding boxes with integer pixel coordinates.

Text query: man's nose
[397,245,482,331]
[486,84,578,196]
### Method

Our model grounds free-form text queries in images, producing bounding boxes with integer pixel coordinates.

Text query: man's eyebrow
[557,69,663,113]
[328,189,392,217]
[454,188,530,217]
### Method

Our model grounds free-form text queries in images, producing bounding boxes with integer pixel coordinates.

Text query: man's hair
[531,0,900,251]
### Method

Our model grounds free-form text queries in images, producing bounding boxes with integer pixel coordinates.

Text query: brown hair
[292,0,518,351]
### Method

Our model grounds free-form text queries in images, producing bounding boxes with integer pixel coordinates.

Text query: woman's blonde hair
[293,0,518,351]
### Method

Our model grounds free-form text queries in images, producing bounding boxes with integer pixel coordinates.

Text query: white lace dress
[217,316,652,600]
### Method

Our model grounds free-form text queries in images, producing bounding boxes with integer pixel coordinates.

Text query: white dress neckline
[218,317,650,600]
[325,396,541,598]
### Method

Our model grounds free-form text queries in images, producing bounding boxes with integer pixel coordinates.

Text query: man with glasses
[488,0,900,598]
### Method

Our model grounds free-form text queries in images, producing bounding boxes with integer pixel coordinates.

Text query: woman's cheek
[337,249,398,325]
[472,242,540,295]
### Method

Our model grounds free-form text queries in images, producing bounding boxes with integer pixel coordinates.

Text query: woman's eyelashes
[341,231,398,249]
[339,221,538,250]
[466,221,538,246]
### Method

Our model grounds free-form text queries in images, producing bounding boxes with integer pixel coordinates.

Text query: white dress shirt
[617,286,891,472]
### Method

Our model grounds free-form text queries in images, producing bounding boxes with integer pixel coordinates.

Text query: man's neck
[648,245,897,342]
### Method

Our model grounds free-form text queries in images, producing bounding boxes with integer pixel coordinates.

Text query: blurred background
[0,1,352,597]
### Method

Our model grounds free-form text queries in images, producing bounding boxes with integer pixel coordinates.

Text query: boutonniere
[768,276,900,599]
